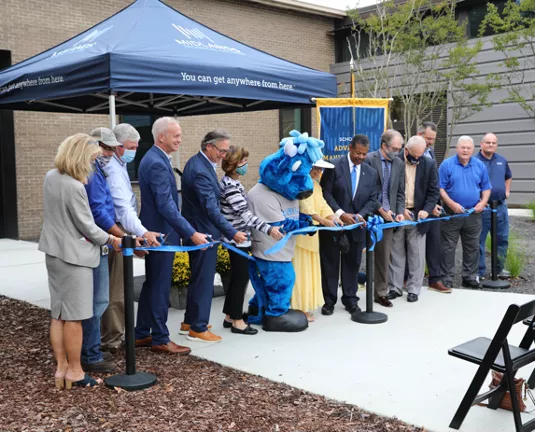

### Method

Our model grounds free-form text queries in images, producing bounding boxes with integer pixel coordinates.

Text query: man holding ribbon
[439,136,491,290]
[365,129,405,308]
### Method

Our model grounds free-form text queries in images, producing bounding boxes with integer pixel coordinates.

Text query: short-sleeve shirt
[474,152,512,202]
[247,183,299,262]
[439,155,492,209]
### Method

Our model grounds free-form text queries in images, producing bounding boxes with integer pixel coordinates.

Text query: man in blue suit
[181,129,247,343]
[135,117,209,355]
[319,134,379,316]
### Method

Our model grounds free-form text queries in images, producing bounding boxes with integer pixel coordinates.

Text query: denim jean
[82,253,110,364]
[479,203,509,276]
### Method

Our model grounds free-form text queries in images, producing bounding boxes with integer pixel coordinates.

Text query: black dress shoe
[321,305,334,316]
[462,279,481,289]
[81,359,117,373]
[387,290,402,300]
[344,304,361,314]
[223,319,233,329]
[231,325,258,335]
[374,296,393,308]
[407,293,418,302]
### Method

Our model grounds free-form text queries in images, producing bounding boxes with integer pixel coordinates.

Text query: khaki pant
[101,247,124,349]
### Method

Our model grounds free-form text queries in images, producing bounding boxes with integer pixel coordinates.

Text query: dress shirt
[155,145,173,163]
[405,161,417,209]
[106,154,147,237]
[335,153,361,218]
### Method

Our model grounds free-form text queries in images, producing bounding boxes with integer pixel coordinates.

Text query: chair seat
[449,337,530,370]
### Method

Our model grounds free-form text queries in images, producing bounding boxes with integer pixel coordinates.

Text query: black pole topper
[105,234,157,391]
[482,200,510,290]
[351,230,388,324]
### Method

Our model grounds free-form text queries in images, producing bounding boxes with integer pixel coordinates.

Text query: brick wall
[1,0,335,239]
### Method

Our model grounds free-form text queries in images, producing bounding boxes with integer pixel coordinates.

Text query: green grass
[505,230,527,278]
[524,202,535,222]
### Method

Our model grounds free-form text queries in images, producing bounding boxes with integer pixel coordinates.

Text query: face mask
[386,150,398,160]
[236,163,248,176]
[406,151,420,165]
[122,149,136,164]
[97,155,112,166]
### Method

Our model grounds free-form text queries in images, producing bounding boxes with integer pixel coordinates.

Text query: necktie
[382,161,391,211]
[351,164,357,199]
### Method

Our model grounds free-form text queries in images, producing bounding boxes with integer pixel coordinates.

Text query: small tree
[481,0,535,118]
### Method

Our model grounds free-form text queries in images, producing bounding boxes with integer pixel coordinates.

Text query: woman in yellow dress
[291,159,341,322]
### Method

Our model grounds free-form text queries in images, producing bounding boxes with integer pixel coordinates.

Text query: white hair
[113,123,140,144]
[457,135,474,146]
[152,117,180,143]
[405,135,426,150]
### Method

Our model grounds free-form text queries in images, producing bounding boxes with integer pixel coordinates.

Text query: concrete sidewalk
[1,238,534,431]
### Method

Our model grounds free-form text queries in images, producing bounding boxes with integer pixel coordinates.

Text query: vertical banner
[316,98,390,160]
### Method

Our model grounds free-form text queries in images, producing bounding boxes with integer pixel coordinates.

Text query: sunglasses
[99,142,116,152]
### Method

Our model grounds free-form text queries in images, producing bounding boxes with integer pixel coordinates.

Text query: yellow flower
[216,245,231,275]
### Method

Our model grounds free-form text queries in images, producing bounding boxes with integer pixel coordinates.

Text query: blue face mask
[122,149,136,164]
[236,163,248,176]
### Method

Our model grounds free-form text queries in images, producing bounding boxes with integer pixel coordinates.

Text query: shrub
[524,202,535,222]
[172,252,191,289]
[216,244,231,275]
[505,230,527,278]
[485,233,491,253]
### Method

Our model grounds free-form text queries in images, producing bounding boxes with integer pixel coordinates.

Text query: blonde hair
[222,145,249,174]
[54,133,100,183]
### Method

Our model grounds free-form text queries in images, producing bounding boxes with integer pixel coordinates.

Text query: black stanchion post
[482,200,510,290]
[351,230,388,324]
[105,235,157,391]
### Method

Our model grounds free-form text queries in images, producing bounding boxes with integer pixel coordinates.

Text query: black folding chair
[448,300,535,432]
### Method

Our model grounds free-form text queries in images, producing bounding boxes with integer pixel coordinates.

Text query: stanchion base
[105,372,157,391]
[351,310,388,324]
[482,279,511,289]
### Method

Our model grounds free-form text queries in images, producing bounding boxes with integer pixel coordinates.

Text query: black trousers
[425,220,442,284]
[319,231,364,308]
[223,246,251,320]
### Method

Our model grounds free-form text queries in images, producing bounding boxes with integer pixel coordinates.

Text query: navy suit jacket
[138,146,195,244]
[320,155,379,243]
[181,152,237,242]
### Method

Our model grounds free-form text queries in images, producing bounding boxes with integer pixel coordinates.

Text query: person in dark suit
[135,117,209,355]
[417,121,450,293]
[181,129,247,343]
[319,134,379,316]
[365,129,405,308]
[387,136,440,303]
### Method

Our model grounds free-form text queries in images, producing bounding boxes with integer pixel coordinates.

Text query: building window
[120,115,157,181]
[279,108,312,139]
[466,0,507,38]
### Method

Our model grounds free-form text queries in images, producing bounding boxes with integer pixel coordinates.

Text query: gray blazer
[365,150,406,215]
[38,169,109,268]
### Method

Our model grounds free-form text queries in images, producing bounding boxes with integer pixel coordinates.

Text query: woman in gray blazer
[39,133,121,389]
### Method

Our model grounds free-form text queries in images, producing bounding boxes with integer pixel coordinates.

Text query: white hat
[313,159,334,169]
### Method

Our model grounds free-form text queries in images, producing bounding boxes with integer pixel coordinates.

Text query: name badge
[101,245,109,256]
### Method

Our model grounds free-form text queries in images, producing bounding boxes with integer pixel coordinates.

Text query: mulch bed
[0,296,423,432]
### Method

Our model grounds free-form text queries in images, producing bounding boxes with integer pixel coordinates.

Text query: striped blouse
[219,175,273,243]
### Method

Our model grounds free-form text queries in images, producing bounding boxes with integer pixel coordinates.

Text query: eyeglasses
[210,142,229,155]
[99,142,116,152]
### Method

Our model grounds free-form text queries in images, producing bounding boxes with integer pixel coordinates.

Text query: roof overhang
[247,0,347,18]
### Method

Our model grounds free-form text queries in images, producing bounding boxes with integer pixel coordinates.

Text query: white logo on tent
[51,26,113,58]
[172,23,244,55]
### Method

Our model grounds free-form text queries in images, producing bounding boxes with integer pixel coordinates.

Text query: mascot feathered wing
[246,131,325,332]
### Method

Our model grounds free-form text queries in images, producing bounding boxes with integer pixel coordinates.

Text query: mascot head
[259,130,325,201]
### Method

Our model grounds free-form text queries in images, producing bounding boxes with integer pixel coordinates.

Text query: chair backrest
[516,299,535,324]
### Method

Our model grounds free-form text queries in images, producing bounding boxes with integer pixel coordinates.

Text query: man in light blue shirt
[101,123,161,352]
[439,136,491,290]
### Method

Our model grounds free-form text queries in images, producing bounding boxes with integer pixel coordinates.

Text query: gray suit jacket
[38,169,109,268]
[365,150,405,215]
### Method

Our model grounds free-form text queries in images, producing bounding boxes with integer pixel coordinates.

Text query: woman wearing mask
[291,159,341,322]
[220,145,284,335]
[39,133,122,389]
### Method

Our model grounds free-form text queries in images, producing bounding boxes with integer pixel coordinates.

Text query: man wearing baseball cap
[80,127,127,373]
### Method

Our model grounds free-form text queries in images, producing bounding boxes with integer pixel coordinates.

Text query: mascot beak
[296,189,313,200]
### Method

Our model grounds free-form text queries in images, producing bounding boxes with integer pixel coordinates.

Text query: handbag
[338,232,351,255]
[486,371,526,412]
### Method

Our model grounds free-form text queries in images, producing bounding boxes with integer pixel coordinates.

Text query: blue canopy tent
[0,0,336,123]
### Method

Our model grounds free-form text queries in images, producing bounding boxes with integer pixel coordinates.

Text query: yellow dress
[291,180,334,312]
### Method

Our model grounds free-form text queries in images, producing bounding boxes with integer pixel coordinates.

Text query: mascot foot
[262,309,308,332]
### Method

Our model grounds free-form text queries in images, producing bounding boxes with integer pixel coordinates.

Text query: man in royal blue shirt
[82,127,127,373]
[439,136,491,290]
[475,133,512,279]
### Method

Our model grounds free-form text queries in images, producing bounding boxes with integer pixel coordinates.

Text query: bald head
[480,132,498,158]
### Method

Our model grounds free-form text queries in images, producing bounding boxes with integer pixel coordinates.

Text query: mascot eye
[284,140,298,158]
[291,160,302,172]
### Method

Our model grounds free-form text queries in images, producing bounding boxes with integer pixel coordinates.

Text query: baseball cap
[313,159,334,169]
[90,127,121,147]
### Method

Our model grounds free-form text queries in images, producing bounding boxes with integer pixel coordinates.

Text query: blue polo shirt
[439,155,492,209]
[85,161,116,232]
[475,152,512,202]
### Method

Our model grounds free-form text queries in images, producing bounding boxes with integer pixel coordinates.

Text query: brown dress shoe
[151,341,191,355]
[187,330,222,343]
[428,281,452,293]
[179,322,213,335]
[135,336,152,347]
[374,296,393,308]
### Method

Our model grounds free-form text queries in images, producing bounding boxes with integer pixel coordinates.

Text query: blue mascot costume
[246,130,325,332]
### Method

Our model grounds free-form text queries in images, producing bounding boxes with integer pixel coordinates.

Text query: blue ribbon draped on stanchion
[131,240,256,260]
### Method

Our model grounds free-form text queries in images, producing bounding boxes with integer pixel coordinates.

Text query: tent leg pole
[109,94,116,129]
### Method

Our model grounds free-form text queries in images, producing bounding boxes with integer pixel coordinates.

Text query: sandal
[65,374,98,389]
